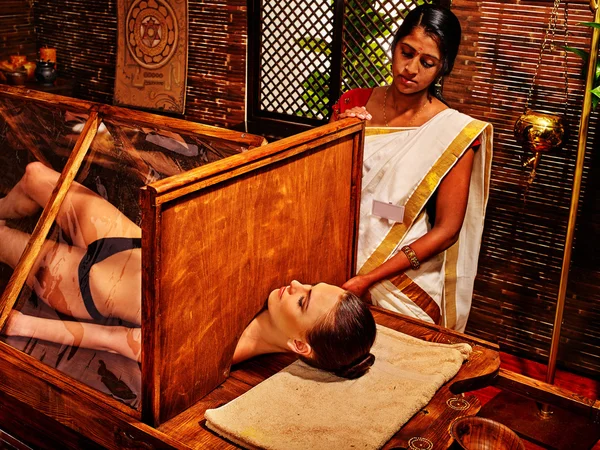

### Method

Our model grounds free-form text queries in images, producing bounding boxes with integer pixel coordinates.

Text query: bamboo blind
[0,1,36,62]
[31,0,246,128]
[445,0,600,376]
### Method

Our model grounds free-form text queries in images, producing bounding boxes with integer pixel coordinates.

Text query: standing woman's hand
[335,106,372,121]
[342,274,373,301]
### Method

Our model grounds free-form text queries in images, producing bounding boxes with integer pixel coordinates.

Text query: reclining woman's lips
[278,286,286,299]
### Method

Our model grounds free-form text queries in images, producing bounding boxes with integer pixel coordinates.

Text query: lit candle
[39,47,57,63]
[9,54,27,68]
[23,61,36,80]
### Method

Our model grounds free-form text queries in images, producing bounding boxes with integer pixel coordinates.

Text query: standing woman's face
[391,26,443,95]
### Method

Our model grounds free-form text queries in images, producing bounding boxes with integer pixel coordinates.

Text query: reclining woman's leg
[0,162,142,323]
[0,162,141,248]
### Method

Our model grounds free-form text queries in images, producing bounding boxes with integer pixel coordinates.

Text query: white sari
[357,109,493,332]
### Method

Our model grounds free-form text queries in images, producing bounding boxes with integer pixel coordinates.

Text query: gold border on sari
[387,273,442,324]
[443,242,460,329]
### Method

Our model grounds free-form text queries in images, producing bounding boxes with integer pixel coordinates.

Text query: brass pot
[514,109,566,153]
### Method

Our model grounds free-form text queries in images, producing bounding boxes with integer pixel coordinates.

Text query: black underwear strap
[78,237,142,321]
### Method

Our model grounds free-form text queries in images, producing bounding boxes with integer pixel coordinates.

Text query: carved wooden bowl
[451,416,526,450]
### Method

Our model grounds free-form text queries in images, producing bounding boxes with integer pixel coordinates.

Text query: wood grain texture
[0,86,279,446]
[142,119,365,425]
[0,85,266,148]
[0,342,186,449]
[495,368,600,421]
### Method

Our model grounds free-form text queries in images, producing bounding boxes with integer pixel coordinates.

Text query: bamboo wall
[0,1,36,62]
[445,0,600,377]
[29,0,246,128]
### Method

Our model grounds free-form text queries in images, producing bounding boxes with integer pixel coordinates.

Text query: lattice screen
[258,0,429,121]
[259,1,334,119]
[342,0,428,93]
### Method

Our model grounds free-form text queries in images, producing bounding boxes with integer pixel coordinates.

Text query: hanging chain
[524,0,570,113]
[562,4,569,115]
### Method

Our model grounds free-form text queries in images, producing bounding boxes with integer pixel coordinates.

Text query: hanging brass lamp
[514,0,569,185]
[515,109,566,182]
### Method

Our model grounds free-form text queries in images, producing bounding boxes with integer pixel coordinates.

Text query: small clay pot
[35,60,57,86]
[5,70,27,85]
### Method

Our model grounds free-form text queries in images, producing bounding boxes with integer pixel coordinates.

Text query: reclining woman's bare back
[1,163,377,379]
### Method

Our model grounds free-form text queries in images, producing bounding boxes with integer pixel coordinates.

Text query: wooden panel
[445,0,600,377]
[33,0,247,128]
[141,119,365,425]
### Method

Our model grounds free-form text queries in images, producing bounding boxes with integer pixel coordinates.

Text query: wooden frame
[0,85,267,422]
[0,85,368,444]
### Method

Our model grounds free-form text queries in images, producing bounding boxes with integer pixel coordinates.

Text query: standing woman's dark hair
[391,4,462,101]
[300,291,377,379]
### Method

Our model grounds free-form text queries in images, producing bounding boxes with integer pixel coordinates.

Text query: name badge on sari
[372,200,404,223]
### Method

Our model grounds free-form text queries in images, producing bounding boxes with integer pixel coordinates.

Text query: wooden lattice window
[247,0,442,139]
[342,0,428,92]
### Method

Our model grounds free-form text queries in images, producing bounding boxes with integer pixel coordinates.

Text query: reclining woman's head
[267,281,377,379]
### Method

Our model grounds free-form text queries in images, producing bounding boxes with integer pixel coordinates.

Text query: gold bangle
[401,245,420,270]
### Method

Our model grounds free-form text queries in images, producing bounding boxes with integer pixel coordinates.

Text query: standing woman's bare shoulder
[364,86,388,127]
[419,96,449,125]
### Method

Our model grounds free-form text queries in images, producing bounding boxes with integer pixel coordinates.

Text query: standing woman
[331,4,493,332]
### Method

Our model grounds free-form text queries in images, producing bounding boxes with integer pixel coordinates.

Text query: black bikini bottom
[78,237,142,321]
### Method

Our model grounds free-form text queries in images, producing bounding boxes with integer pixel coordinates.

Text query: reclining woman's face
[267,280,343,346]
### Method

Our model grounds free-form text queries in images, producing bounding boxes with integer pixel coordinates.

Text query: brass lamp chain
[524,0,570,114]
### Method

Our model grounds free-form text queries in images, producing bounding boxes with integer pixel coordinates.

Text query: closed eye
[298,296,305,309]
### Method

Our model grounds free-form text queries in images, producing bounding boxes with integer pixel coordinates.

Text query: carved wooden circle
[446,397,471,411]
[408,437,433,450]
[126,0,178,69]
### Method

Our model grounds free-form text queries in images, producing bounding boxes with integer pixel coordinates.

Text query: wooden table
[0,77,75,97]
[157,307,501,449]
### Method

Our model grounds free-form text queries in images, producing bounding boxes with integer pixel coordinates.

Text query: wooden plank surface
[157,308,500,449]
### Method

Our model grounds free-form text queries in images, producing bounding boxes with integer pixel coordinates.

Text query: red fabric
[331,88,374,120]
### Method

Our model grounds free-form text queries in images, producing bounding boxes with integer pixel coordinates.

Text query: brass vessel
[514,109,566,153]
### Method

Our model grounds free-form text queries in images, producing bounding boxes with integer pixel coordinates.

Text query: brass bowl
[514,109,566,153]
[451,416,526,450]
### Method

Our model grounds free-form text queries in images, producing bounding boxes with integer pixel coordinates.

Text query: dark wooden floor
[471,352,600,450]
